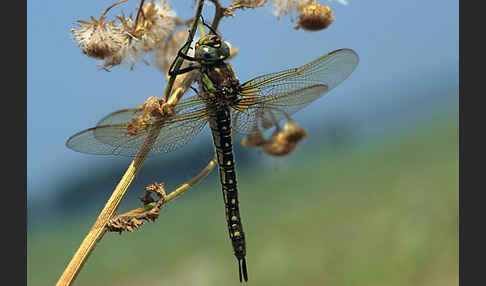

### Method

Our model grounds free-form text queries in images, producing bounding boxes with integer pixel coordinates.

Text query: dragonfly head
[195,34,231,64]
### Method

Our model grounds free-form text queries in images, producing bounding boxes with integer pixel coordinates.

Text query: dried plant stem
[56,125,161,286]
[101,0,128,20]
[134,0,146,29]
[209,0,225,29]
[56,1,207,285]
[166,154,217,203]
[162,0,205,103]
[110,153,217,227]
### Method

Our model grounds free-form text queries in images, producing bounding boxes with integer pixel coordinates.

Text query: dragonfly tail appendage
[238,259,242,282]
[238,257,248,282]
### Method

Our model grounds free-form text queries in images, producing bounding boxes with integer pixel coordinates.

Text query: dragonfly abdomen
[208,106,248,282]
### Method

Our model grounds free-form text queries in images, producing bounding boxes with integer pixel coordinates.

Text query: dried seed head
[241,130,266,147]
[125,96,174,136]
[72,17,128,59]
[71,0,130,63]
[295,2,335,31]
[72,0,178,70]
[125,116,148,136]
[115,0,177,69]
[270,0,301,19]
[145,181,166,198]
[107,216,145,233]
[260,119,307,156]
[118,0,177,54]
[260,131,290,156]
[282,119,307,142]
[107,180,166,234]
[137,0,177,51]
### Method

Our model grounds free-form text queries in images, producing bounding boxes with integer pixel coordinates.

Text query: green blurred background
[28,100,458,285]
[28,0,458,285]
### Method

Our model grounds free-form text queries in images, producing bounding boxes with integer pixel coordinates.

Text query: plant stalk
[56,125,161,286]
[56,0,206,285]
[162,0,205,103]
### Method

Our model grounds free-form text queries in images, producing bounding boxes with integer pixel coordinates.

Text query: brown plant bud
[295,2,335,31]
[260,119,307,156]
[241,130,266,147]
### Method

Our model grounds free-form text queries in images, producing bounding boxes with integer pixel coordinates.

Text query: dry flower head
[270,0,339,31]
[260,119,307,156]
[241,117,307,156]
[72,0,177,70]
[270,0,300,20]
[118,0,176,51]
[295,1,335,31]
[125,96,178,136]
[107,181,166,234]
[71,0,129,60]
[241,130,266,147]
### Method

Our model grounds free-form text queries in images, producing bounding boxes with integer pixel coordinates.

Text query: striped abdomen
[208,106,248,282]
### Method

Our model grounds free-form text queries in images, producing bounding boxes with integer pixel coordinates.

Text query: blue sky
[27,0,458,201]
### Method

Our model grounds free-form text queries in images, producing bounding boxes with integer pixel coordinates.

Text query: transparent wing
[66,95,209,157]
[232,49,359,134]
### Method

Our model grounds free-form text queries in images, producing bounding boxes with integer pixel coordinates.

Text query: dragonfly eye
[222,41,231,57]
[196,42,230,63]
[199,46,217,61]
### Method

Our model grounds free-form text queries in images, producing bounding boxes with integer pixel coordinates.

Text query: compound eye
[200,46,217,61]
[222,41,231,57]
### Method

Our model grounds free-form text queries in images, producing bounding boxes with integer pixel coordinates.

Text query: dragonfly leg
[167,41,199,76]
[177,50,198,62]
[176,40,198,62]
[168,64,200,77]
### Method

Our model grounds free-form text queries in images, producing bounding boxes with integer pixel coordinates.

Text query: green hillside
[28,115,458,286]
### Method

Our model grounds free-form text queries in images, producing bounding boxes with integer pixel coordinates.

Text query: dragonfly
[66,33,359,282]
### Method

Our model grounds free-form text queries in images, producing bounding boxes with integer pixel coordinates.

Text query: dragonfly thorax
[198,61,241,107]
[193,35,240,106]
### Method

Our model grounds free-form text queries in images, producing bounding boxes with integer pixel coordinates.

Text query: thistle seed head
[295,2,335,31]
[270,0,301,19]
[72,17,128,59]
[72,0,177,70]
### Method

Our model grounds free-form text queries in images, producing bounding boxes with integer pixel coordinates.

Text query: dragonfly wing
[232,49,358,134]
[66,96,209,157]
[232,85,328,134]
[96,108,141,125]
[94,94,206,126]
